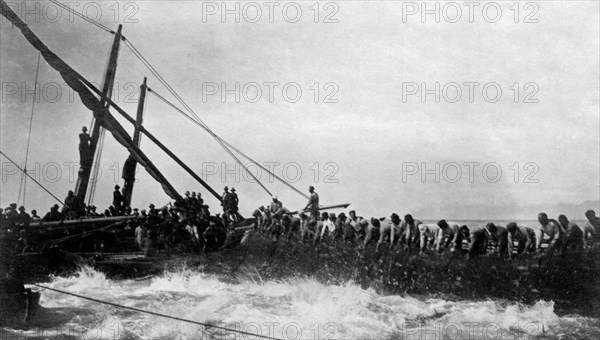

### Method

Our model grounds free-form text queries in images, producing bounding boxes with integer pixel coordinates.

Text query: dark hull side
[0,278,41,328]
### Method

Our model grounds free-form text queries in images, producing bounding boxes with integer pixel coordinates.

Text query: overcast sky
[1,1,598,219]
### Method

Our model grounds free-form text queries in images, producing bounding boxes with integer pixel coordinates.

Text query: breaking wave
[4,266,596,339]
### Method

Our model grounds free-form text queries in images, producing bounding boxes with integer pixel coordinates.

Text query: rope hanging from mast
[17,52,41,207]
[147,88,310,200]
[2,0,306,203]
[122,38,277,197]
[48,0,115,34]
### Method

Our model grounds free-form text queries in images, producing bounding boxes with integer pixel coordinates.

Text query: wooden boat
[0,0,351,326]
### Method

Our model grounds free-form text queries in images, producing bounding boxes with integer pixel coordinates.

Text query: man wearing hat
[227,188,242,222]
[113,185,125,214]
[43,204,63,222]
[221,187,230,222]
[17,206,31,225]
[4,203,18,222]
[79,126,90,168]
[304,186,320,221]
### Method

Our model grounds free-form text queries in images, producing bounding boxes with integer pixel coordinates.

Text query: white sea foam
[19,266,598,339]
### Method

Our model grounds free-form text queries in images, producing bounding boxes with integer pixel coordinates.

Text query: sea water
[0,265,597,339]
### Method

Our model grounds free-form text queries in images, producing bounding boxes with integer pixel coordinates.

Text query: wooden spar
[132,77,146,146]
[75,24,123,202]
[288,203,351,215]
[122,77,147,207]
[96,95,222,202]
[25,216,135,230]
[0,3,181,202]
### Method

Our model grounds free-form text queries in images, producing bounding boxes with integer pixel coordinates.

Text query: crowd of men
[0,186,239,255]
[250,187,600,258]
[2,184,600,258]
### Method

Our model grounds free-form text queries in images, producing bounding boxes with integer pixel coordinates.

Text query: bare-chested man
[536,212,564,251]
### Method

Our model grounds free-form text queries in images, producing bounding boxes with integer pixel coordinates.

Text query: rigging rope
[148,88,309,200]
[120,38,278,197]
[17,52,41,207]
[30,283,283,340]
[145,88,273,197]
[48,0,114,34]
[0,150,66,208]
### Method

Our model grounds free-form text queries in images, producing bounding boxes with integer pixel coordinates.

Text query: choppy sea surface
[0,265,596,340]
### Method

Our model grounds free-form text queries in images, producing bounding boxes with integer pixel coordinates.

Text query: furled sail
[1,0,182,201]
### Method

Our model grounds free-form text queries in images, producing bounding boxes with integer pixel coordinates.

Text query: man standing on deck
[112,185,125,214]
[227,188,242,222]
[79,126,90,169]
[221,187,230,223]
[536,212,564,252]
[43,204,63,222]
[16,206,31,226]
[305,186,320,221]
[505,222,536,258]
[135,223,146,250]
[4,203,18,223]
[63,190,82,218]
[583,210,599,248]
[30,210,41,221]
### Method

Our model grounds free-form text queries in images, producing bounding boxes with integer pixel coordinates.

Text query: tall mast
[122,77,147,207]
[75,24,123,202]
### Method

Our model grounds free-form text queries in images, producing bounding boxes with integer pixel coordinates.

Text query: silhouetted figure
[112,185,125,214]
[63,190,82,219]
[79,126,90,169]
[43,204,63,222]
[121,155,137,203]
